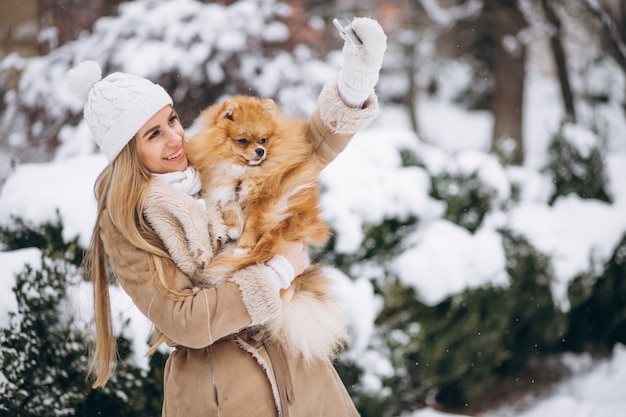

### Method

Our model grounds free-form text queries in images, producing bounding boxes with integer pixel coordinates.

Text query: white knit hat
[66,61,173,163]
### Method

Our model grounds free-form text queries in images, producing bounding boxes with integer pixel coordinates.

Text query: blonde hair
[84,135,177,388]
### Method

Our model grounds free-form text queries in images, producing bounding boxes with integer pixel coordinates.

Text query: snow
[1,0,626,415]
[0,154,106,248]
[483,344,626,417]
[405,345,626,417]
[392,220,508,305]
[0,248,41,325]
[320,126,445,253]
[507,194,626,308]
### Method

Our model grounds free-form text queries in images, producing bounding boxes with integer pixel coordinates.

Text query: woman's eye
[169,115,179,124]
[238,138,249,145]
[149,130,160,139]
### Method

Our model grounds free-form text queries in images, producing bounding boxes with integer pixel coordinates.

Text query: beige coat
[99,81,379,417]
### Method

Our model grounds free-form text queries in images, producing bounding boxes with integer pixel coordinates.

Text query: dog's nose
[255,148,265,158]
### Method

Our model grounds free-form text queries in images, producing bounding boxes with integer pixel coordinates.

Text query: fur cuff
[143,180,215,278]
[317,78,380,134]
[228,265,282,325]
[268,265,348,364]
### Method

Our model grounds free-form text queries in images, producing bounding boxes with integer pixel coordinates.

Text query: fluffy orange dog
[185,95,346,362]
[186,95,330,273]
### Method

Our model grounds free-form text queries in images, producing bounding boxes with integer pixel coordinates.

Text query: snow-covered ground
[411,344,626,417]
[1,0,625,414]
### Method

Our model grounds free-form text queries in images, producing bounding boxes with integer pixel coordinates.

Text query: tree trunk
[582,0,626,117]
[492,41,525,165]
[405,41,420,135]
[487,0,527,165]
[541,0,576,123]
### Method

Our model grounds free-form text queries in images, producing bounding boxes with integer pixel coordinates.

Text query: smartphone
[333,18,362,47]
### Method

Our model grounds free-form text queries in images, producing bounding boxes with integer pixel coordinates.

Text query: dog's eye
[238,138,249,145]
[259,138,267,144]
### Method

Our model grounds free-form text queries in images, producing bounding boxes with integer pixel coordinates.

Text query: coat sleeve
[306,79,380,168]
[99,213,281,349]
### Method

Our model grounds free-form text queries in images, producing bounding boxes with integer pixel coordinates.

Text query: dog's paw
[226,225,242,241]
[193,248,211,271]
[209,220,228,248]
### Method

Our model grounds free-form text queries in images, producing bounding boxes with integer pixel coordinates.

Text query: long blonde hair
[84,136,175,388]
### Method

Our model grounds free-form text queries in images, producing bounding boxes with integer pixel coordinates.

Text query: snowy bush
[0,259,88,416]
[0,211,83,265]
[362,229,565,413]
[0,217,163,416]
[430,151,509,233]
[430,171,498,233]
[566,232,626,353]
[545,122,611,205]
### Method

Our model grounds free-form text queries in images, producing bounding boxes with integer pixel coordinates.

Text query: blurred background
[1,1,625,416]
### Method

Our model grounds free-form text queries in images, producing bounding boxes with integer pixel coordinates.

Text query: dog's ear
[224,101,239,121]
[261,99,275,114]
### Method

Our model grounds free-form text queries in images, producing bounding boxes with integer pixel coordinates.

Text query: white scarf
[152,166,203,198]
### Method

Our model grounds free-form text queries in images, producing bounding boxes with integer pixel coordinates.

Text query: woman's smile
[164,147,184,161]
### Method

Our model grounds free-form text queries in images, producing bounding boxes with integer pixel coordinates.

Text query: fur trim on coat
[143,179,225,280]
[317,78,379,134]
[268,265,348,364]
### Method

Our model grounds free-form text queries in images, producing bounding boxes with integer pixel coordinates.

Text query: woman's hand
[277,240,307,277]
[338,17,388,107]
[266,240,307,290]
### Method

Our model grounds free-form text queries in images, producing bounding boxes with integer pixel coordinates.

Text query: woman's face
[137,106,188,174]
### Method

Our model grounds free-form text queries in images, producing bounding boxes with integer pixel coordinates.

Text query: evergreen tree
[430,171,498,233]
[566,233,626,353]
[0,216,164,416]
[545,122,611,205]
[0,259,88,416]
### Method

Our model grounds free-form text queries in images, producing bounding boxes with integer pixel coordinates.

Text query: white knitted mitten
[338,17,387,108]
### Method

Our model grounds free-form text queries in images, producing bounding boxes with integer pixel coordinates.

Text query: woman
[73,17,386,417]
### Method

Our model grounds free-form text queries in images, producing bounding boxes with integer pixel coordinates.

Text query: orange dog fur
[185,96,347,362]
[185,95,330,273]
